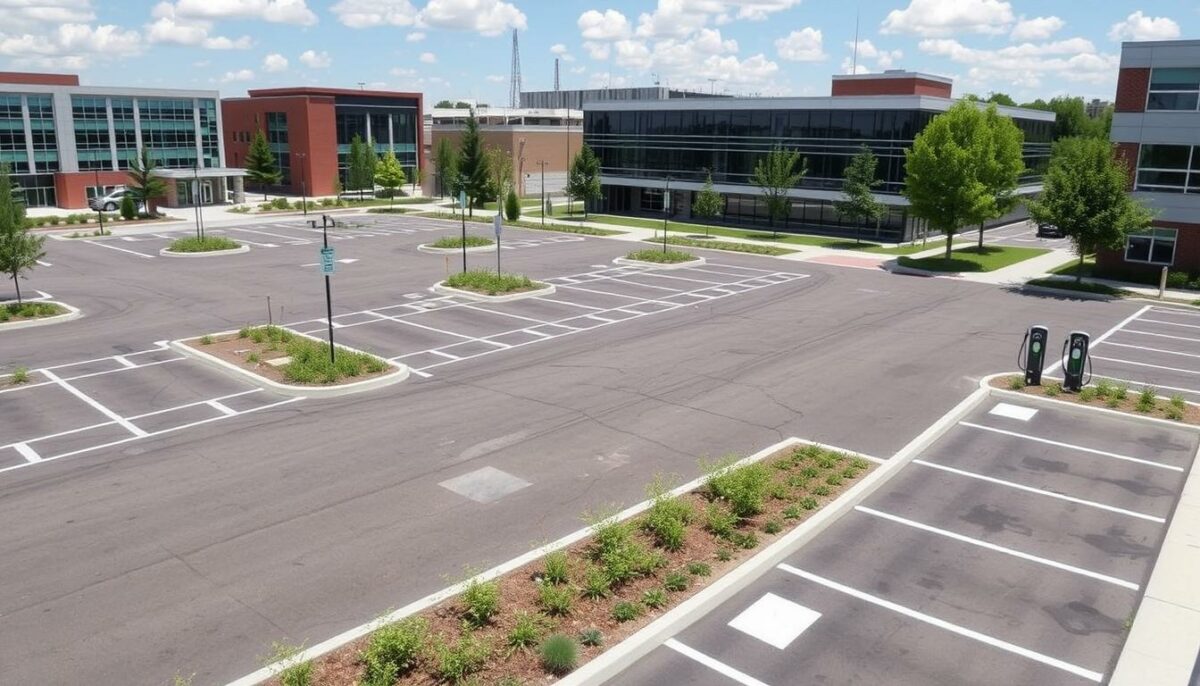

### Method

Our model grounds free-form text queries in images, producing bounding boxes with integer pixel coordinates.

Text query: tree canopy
[565,143,602,218]
[692,172,724,238]
[752,145,806,239]
[1028,137,1152,281]
[986,92,1017,107]
[0,165,44,304]
[434,137,457,198]
[456,109,490,215]
[244,129,281,199]
[833,145,886,243]
[126,148,167,215]
[974,104,1025,247]
[374,150,407,206]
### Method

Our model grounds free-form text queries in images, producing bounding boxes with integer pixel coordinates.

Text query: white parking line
[777,564,1105,683]
[1119,329,1200,344]
[1149,306,1200,318]
[855,506,1140,590]
[1137,318,1200,330]
[207,400,237,416]
[663,639,770,686]
[13,443,40,463]
[959,421,1185,472]
[112,355,136,368]
[1046,306,1151,374]
[1086,374,1200,399]
[913,459,1166,523]
[1091,356,1200,376]
[81,239,156,258]
[532,296,604,311]
[556,283,674,302]
[40,369,148,438]
[1103,341,1200,360]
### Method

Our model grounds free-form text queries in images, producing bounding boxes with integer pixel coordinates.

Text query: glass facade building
[334,95,418,186]
[584,93,1055,241]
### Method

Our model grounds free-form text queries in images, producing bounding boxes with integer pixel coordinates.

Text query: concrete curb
[170,330,408,399]
[613,255,707,270]
[0,301,81,331]
[431,280,556,302]
[1018,283,1120,301]
[159,244,251,258]
[417,242,494,255]
[558,384,991,686]
[226,436,884,686]
[981,373,1200,434]
[884,262,941,278]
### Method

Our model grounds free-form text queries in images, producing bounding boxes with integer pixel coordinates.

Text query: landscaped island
[165,235,244,254]
[443,270,544,296]
[624,248,697,264]
[191,325,388,385]
[1,301,65,324]
[431,235,494,249]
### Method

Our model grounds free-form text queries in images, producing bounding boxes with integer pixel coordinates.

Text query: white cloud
[262,52,288,71]
[169,0,317,26]
[578,9,630,41]
[588,71,629,89]
[221,68,255,81]
[775,27,825,62]
[570,65,586,74]
[419,51,436,63]
[298,49,331,68]
[390,66,417,77]
[882,0,1014,37]
[406,31,425,41]
[722,0,802,21]
[550,43,574,61]
[1108,11,1180,42]
[418,0,526,36]
[331,0,417,28]
[635,0,709,39]
[0,0,96,30]
[0,22,142,69]
[841,39,903,72]
[485,74,505,82]
[145,3,253,50]
[582,41,610,60]
[919,37,1119,87]
[1010,16,1063,41]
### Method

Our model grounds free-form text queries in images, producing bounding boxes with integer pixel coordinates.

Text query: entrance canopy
[151,167,248,207]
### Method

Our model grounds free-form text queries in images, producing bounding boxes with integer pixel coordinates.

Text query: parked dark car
[1036,222,1064,238]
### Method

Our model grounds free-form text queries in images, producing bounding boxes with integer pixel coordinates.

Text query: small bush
[642,479,692,551]
[763,519,783,534]
[783,504,802,519]
[1113,383,1129,400]
[1136,387,1158,413]
[264,643,312,686]
[732,531,758,549]
[1171,394,1187,410]
[715,547,732,562]
[199,335,214,346]
[825,473,843,486]
[687,561,712,577]
[272,197,290,210]
[1008,376,1025,390]
[538,582,574,616]
[48,216,59,225]
[579,628,603,647]
[1096,379,1115,397]
[703,502,738,539]
[246,352,260,364]
[505,612,542,652]
[1079,387,1098,402]
[1167,270,1190,289]
[238,326,250,338]
[10,366,30,384]
[642,588,668,609]
[705,460,772,518]
[811,485,830,497]
[1045,382,1062,397]
[120,194,137,220]
[1166,405,1185,421]
[800,496,818,510]
[445,269,536,295]
[504,189,522,222]
[539,634,578,675]
[462,576,500,627]
[663,571,690,592]
[1106,396,1121,408]
[432,632,490,684]
[360,617,428,685]
[611,601,641,622]
[841,465,860,479]
[580,565,612,600]
[541,550,569,585]
[626,248,695,264]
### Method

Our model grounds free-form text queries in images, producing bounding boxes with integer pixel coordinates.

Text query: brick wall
[1097,219,1200,277]
[0,72,78,86]
[221,95,339,196]
[426,128,582,196]
[53,171,132,209]
[832,77,952,98]
[1114,67,1150,113]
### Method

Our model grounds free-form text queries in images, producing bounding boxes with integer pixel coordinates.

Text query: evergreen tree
[0,165,44,304]
[504,188,521,221]
[833,146,886,244]
[126,148,167,216]
[374,150,407,208]
[434,138,457,199]
[119,194,136,220]
[346,135,367,199]
[456,110,490,216]
[244,129,281,200]
[751,145,806,239]
[691,172,724,238]
[565,143,601,219]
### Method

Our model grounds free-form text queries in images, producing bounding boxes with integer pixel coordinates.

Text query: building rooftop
[831,70,953,85]
[236,86,422,100]
[0,72,79,87]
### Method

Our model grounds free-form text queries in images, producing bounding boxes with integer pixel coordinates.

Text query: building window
[1135,144,1195,193]
[266,111,289,185]
[1125,228,1177,265]
[1147,68,1200,111]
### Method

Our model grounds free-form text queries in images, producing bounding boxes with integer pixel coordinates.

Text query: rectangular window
[1148,68,1200,111]
[1137,144,1193,192]
[1125,228,1177,265]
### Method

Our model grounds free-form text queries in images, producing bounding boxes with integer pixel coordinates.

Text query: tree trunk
[945,232,954,260]
[1076,252,1084,284]
[13,275,21,305]
[978,221,984,250]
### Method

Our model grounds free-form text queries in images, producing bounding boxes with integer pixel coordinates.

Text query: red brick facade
[0,72,79,86]
[222,95,339,197]
[1098,219,1200,278]
[832,76,951,98]
[1114,67,1150,113]
[53,171,133,209]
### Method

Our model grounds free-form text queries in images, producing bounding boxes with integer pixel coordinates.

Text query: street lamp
[294,152,308,216]
[535,160,548,226]
[564,109,572,215]
[193,161,205,240]
[93,168,104,235]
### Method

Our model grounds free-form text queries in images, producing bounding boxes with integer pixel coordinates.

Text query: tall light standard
[93,168,104,234]
[535,160,548,226]
[294,151,308,216]
[564,109,572,215]
[192,161,205,240]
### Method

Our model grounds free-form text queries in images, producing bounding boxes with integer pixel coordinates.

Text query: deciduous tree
[0,165,44,304]
[565,143,601,219]
[833,145,886,244]
[975,104,1025,248]
[373,150,407,208]
[244,129,281,200]
[434,138,457,199]
[692,172,725,239]
[751,145,806,240]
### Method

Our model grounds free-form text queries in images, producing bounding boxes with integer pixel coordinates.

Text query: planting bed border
[613,255,707,270]
[417,242,494,255]
[432,280,555,303]
[171,329,408,398]
[160,244,250,258]
[984,373,1200,432]
[0,301,81,331]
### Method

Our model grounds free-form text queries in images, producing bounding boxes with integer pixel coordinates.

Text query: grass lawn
[1,301,65,323]
[168,235,241,252]
[430,235,493,249]
[1026,277,1128,297]
[445,269,540,295]
[626,248,695,263]
[648,235,797,256]
[1050,255,1097,278]
[898,245,1050,273]
[482,197,541,211]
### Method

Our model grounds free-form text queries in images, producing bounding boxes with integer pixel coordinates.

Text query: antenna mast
[509,29,522,108]
[852,9,860,73]
[554,58,560,91]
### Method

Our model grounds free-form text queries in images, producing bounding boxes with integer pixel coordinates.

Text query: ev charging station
[1020,325,1049,386]
[1062,331,1091,392]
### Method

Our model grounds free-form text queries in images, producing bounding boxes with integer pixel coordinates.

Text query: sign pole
[663,176,670,253]
[494,214,502,276]
[322,215,335,365]
[459,189,468,273]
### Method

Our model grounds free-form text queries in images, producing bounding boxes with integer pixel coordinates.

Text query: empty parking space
[1074,305,1200,402]
[984,221,1072,250]
[611,396,1197,686]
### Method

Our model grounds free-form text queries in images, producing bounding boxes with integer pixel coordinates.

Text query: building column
[131,98,143,155]
[105,97,119,171]
[232,175,245,204]
[365,113,372,145]
[192,99,203,169]
[19,95,35,174]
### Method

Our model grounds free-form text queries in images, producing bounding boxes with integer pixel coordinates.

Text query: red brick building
[221,87,423,198]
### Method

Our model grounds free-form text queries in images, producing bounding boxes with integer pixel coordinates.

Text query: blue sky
[0,1,1193,105]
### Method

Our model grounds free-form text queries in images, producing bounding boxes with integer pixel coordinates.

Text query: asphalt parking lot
[981,220,1072,250]
[1072,304,1200,403]
[612,395,1197,686]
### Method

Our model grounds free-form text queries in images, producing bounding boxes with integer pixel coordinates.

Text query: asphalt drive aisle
[611,397,1197,686]
[1077,304,1200,403]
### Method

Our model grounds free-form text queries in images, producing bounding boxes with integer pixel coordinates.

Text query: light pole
[295,152,308,216]
[535,160,548,226]
[564,110,572,215]
[93,169,104,234]
[662,176,670,253]
[192,162,205,240]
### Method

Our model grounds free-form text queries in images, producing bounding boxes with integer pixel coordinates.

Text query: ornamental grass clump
[539,634,578,675]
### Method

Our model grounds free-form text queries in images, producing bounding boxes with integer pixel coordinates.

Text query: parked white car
[88,188,140,212]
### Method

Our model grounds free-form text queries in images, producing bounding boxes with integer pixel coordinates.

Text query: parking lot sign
[320,247,336,275]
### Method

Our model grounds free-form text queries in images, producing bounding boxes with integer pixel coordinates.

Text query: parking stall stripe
[81,239,156,258]
[912,460,1166,523]
[1104,341,1200,359]
[2,420,115,450]
[556,284,674,302]
[1046,306,1151,375]
[777,564,1105,683]
[663,639,771,686]
[1136,318,1200,330]
[13,443,41,463]
[1149,306,1200,318]
[459,304,562,327]
[636,272,728,286]
[60,356,187,383]
[1091,356,1200,376]
[1119,329,1200,344]
[959,421,1185,472]
[40,369,148,438]
[855,506,1140,590]
[1084,374,1200,399]
[112,355,136,368]
[532,296,604,310]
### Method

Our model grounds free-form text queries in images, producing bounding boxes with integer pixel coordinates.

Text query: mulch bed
[183,331,392,386]
[271,444,875,685]
[991,375,1200,424]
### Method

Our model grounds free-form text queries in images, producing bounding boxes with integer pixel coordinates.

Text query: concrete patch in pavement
[438,466,531,504]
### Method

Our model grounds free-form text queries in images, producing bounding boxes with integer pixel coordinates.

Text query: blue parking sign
[320,247,336,275]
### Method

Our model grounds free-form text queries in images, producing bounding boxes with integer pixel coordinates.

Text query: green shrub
[431,235,494,249]
[763,519,783,534]
[715,547,732,562]
[1171,394,1187,410]
[505,612,542,652]
[841,465,861,479]
[48,216,59,225]
[538,582,573,616]
[642,481,692,551]
[1007,376,1025,390]
[1079,387,1098,402]
[800,496,818,510]
[783,504,802,519]
[579,628,603,647]
[359,617,428,685]
[168,236,240,253]
[705,460,772,518]
[10,366,30,384]
[642,588,668,609]
[1139,386,1157,405]
[445,269,536,295]
[1113,383,1129,400]
[542,550,569,585]
[825,473,843,486]
[611,601,641,622]
[1106,396,1121,408]
[663,571,690,592]
[687,562,712,577]
[1166,405,1185,421]
[703,502,738,539]
[580,564,611,600]
[199,335,214,346]
[1167,271,1190,289]
[539,634,578,675]
[272,197,290,210]
[626,248,695,264]
[1044,382,1061,397]
[586,513,631,559]
[732,531,758,549]
[1096,379,1115,397]
[238,326,250,338]
[462,576,500,627]
[120,194,137,220]
[811,485,830,497]
[645,235,795,256]
[246,352,260,364]
[264,643,312,686]
[432,632,490,683]
[504,188,521,221]
[64,214,79,224]
[319,197,335,207]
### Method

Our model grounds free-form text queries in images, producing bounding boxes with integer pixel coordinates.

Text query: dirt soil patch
[184,327,393,387]
[269,444,875,686]
[992,375,1200,424]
